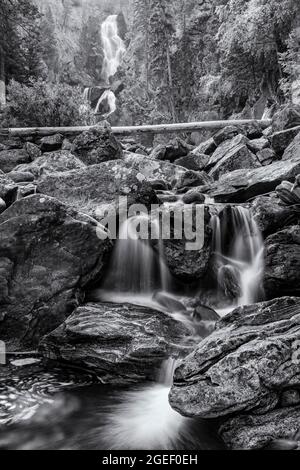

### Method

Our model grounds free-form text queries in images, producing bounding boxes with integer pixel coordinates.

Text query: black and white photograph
[0,0,300,453]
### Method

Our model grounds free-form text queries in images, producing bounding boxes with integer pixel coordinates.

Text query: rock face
[0,195,111,346]
[170,297,300,420]
[14,151,86,179]
[0,149,30,173]
[264,226,300,298]
[219,406,300,450]
[71,126,123,165]
[37,155,186,218]
[40,302,192,384]
[204,154,300,203]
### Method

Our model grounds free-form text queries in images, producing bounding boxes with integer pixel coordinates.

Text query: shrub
[2,79,95,127]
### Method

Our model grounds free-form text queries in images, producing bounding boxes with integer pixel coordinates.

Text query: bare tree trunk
[0,47,6,109]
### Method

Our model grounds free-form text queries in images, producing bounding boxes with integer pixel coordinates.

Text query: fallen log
[0,119,272,138]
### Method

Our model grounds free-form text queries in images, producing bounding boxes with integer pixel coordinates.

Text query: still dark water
[0,360,224,450]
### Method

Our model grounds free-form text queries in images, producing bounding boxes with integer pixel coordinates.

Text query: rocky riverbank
[0,105,300,449]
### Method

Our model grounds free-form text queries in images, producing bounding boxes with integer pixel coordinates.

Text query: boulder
[207,134,249,170]
[150,138,193,163]
[282,131,300,161]
[163,206,212,282]
[276,180,300,205]
[219,406,300,450]
[174,153,210,172]
[40,134,63,153]
[71,126,123,165]
[0,149,30,173]
[192,137,216,156]
[0,172,18,206]
[175,170,212,191]
[8,171,35,183]
[40,302,192,384]
[256,148,277,166]
[170,297,300,419]
[270,126,300,156]
[182,190,205,205]
[37,155,184,218]
[247,137,270,153]
[0,195,112,346]
[251,193,298,235]
[213,126,241,146]
[204,154,300,203]
[272,105,300,132]
[14,151,86,179]
[209,144,260,180]
[264,226,300,298]
[24,142,42,160]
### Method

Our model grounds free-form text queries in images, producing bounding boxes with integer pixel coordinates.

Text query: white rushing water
[101,14,126,82]
[94,89,117,116]
[211,206,265,314]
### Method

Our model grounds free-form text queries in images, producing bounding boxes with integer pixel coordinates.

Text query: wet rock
[15,150,86,179]
[182,190,205,205]
[153,291,187,313]
[24,142,42,160]
[219,406,300,450]
[36,155,184,219]
[170,297,300,419]
[8,171,35,183]
[213,126,241,146]
[282,131,300,161]
[40,302,192,384]
[71,126,123,165]
[192,304,220,322]
[270,126,300,156]
[205,154,300,203]
[150,138,193,163]
[40,134,63,152]
[256,148,277,166]
[0,195,112,346]
[217,264,241,299]
[251,193,297,236]
[276,180,300,205]
[264,226,300,298]
[163,205,212,282]
[192,137,216,156]
[209,143,260,180]
[175,153,210,172]
[148,179,170,191]
[247,137,269,153]
[0,149,30,173]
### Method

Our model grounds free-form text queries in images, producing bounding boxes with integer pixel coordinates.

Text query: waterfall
[211,206,265,309]
[95,90,116,116]
[101,14,126,83]
[101,215,172,299]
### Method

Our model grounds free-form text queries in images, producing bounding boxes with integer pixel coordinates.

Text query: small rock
[0,149,30,173]
[24,142,42,160]
[213,126,241,146]
[182,190,205,204]
[8,171,35,183]
[192,138,217,156]
[40,134,63,152]
[248,137,270,153]
[192,304,220,322]
[175,170,212,190]
[153,292,187,313]
[256,148,277,166]
[149,179,169,191]
[61,139,73,151]
[175,153,210,171]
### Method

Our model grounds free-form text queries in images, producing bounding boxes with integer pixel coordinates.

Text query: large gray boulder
[14,150,86,179]
[0,195,112,346]
[270,126,300,156]
[40,302,192,384]
[251,193,298,235]
[264,225,300,298]
[0,149,30,173]
[204,154,300,203]
[71,126,123,165]
[170,297,300,418]
[209,144,260,180]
